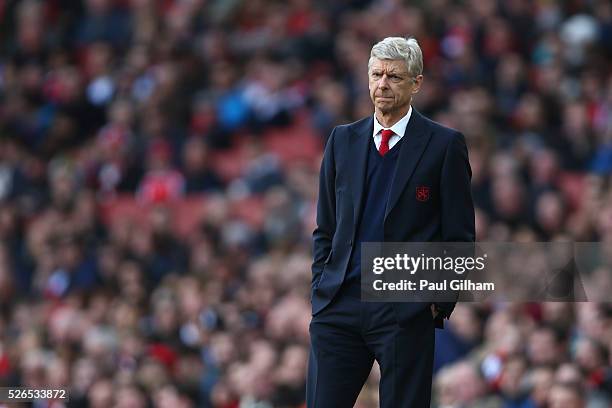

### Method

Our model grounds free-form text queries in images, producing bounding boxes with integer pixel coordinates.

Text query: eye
[371,72,382,79]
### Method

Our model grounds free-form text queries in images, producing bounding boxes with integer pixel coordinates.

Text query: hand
[430,304,439,319]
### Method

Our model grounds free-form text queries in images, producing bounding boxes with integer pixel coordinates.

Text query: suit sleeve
[435,131,475,320]
[311,128,337,291]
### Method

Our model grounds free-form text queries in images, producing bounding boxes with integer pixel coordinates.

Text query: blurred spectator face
[576,303,607,340]
[530,149,559,186]
[117,260,145,303]
[563,102,588,135]
[210,333,237,367]
[153,384,193,408]
[112,302,140,331]
[210,381,236,407]
[190,97,217,134]
[515,94,544,130]
[529,367,555,407]
[536,192,565,235]
[574,338,605,373]
[150,206,172,237]
[499,356,528,398]
[368,58,421,116]
[153,297,178,335]
[229,362,274,401]
[175,353,204,390]
[555,363,582,384]
[46,356,70,387]
[249,340,277,372]
[20,64,43,98]
[541,302,573,328]
[483,17,513,57]
[57,236,82,270]
[72,358,98,394]
[535,63,563,96]
[189,240,213,273]
[115,385,147,408]
[88,379,114,408]
[528,327,564,365]
[20,350,46,387]
[496,53,524,89]
[313,77,349,119]
[182,137,208,174]
[451,362,486,403]
[109,99,135,127]
[48,305,84,345]
[83,326,118,361]
[50,169,78,213]
[275,345,308,386]
[447,304,481,342]
[548,383,585,408]
[435,362,486,405]
[210,61,236,91]
[85,42,113,79]
[490,152,519,179]
[146,139,173,171]
[137,359,169,391]
[17,0,44,52]
[54,67,83,104]
[126,44,150,73]
[492,176,524,219]
[177,276,203,319]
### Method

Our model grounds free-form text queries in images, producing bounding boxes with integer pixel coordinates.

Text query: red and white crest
[416,186,430,202]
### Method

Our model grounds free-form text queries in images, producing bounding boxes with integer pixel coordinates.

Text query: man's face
[368,58,422,115]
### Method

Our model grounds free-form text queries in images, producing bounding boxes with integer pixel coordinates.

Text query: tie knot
[381,129,394,142]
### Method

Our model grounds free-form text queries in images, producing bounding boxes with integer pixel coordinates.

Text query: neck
[375,105,410,128]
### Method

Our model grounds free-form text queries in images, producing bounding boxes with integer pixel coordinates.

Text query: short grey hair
[368,37,423,77]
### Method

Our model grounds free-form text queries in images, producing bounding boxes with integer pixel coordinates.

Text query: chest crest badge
[416,186,430,202]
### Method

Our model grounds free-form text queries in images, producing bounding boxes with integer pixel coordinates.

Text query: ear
[412,75,424,94]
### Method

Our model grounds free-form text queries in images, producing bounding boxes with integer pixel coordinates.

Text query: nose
[377,74,390,89]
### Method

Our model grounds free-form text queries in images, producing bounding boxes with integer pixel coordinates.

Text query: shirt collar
[373,105,412,139]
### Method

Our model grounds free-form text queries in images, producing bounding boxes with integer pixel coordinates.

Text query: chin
[376,104,393,112]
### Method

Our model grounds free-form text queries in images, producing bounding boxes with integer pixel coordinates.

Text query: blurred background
[0,0,611,407]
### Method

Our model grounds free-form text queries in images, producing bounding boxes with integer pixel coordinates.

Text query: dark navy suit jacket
[311,109,475,328]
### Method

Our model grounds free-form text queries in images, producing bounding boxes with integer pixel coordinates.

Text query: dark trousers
[307,291,435,408]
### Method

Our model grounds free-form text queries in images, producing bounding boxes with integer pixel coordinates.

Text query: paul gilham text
[373,279,495,291]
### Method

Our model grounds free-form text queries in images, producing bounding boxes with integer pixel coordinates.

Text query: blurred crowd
[0,0,611,407]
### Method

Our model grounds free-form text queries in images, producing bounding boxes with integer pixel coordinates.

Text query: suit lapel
[348,117,373,227]
[384,109,431,222]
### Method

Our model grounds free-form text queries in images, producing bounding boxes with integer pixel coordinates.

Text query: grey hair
[368,37,423,77]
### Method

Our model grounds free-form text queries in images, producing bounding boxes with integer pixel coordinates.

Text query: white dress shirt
[372,106,412,151]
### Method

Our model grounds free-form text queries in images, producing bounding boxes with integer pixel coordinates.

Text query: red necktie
[379,129,394,156]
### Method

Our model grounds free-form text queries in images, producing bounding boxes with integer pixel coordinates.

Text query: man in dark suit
[307,37,475,407]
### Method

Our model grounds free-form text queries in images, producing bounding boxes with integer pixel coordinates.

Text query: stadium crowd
[0,0,611,407]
